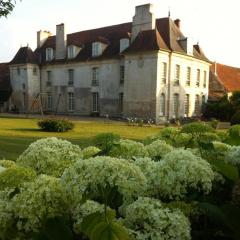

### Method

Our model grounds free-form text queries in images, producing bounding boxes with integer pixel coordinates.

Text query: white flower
[124,197,191,240]
[17,137,82,177]
[225,146,240,166]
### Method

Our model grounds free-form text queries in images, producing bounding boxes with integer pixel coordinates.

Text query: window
[120,38,130,53]
[68,92,75,111]
[92,67,99,86]
[184,94,190,117]
[22,84,26,90]
[68,69,74,86]
[33,67,37,76]
[92,92,99,112]
[92,42,101,57]
[174,64,180,86]
[119,93,124,112]
[120,66,125,84]
[68,46,75,59]
[196,69,200,87]
[194,94,200,115]
[160,93,166,116]
[46,71,52,86]
[203,71,207,88]
[202,95,206,104]
[173,93,179,118]
[46,48,54,61]
[17,67,20,76]
[161,62,167,84]
[47,94,52,110]
[186,67,191,86]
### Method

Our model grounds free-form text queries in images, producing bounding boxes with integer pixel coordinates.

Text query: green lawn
[0,117,161,160]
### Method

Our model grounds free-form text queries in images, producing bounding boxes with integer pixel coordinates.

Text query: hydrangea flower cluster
[17,137,82,177]
[157,149,214,199]
[0,166,36,191]
[145,140,173,161]
[73,200,105,234]
[82,146,101,159]
[124,197,191,240]
[109,139,148,159]
[0,160,16,168]
[61,156,147,205]
[12,175,69,233]
[225,146,240,167]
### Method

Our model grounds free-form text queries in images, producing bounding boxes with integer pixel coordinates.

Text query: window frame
[68,92,75,112]
[92,92,99,112]
[174,64,180,86]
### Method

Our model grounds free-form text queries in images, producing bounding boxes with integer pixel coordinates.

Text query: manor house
[7,3,210,121]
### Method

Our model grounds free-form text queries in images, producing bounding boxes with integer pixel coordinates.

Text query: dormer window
[92,41,107,57]
[92,42,101,57]
[68,45,75,59]
[46,48,54,61]
[120,38,130,53]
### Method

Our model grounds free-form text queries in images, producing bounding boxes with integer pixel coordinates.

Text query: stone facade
[7,3,210,121]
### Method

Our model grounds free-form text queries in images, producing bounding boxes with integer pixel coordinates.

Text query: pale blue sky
[0,0,239,67]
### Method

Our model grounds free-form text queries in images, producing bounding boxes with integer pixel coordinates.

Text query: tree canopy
[0,0,19,17]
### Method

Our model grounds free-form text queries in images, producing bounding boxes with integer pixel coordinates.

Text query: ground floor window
[68,92,75,111]
[173,93,179,118]
[119,93,124,113]
[194,94,200,115]
[92,92,99,112]
[160,93,165,116]
[47,94,52,111]
[184,94,190,117]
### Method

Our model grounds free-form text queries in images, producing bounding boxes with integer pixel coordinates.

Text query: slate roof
[11,46,38,65]
[28,17,209,65]
[0,63,11,102]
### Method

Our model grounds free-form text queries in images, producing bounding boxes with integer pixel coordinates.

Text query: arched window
[194,94,200,115]
[184,94,190,117]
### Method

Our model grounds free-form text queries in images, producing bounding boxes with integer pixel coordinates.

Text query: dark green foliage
[38,118,74,132]
[94,133,120,154]
[81,211,129,240]
[181,122,214,135]
[229,125,240,139]
[0,0,20,17]
[231,111,240,125]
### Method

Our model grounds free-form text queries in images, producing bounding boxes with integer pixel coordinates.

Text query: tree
[0,0,20,17]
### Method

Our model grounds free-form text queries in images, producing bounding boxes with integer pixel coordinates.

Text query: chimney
[55,23,67,60]
[174,19,181,29]
[131,4,156,42]
[37,30,52,48]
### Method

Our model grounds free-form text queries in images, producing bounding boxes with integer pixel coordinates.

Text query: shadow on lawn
[8,128,41,132]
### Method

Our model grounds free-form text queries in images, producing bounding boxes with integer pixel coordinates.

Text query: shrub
[0,166,36,191]
[124,197,191,240]
[210,118,219,129]
[156,149,214,199]
[231,111,240,125]
[145,140,173,161]
[37,118,74,132]
[181,122,214,135]
[82,146,101,159]
[17,137,82,177]
[109,139,148,159]
[61,156,147,205]
[229,124,240,139]
[199,132,221,142]
[225,146,240,167]
[12,175,69,233]
[0,160,16,168]
[94,133,120,154]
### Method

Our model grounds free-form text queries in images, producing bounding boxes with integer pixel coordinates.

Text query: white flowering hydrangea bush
[0,166,36,191]
[12,175,69,233]
[73,200,105,234]
[145,140,173,161]
[0,160,17,168]
[225,146,240,167]
[82,146,101,159]
[124,197,191,240]
[17,137,82,177]
[109,139,148,159]
[61,156,147,206]
[158,149,214,199]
